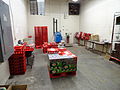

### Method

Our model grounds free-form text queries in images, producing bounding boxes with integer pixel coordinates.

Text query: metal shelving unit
[110,12,120,62]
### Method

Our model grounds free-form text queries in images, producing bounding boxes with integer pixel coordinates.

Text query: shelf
[110,56,120,62]
[114,33,120,34]
[112,41,120,42]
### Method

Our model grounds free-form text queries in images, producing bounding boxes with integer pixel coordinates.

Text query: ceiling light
[37,0,44,2]
[72,0,78,2]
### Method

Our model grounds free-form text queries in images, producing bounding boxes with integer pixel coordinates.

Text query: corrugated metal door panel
[0,1,14,62]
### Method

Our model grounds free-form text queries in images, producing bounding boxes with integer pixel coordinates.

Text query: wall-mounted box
[69,3,80,15]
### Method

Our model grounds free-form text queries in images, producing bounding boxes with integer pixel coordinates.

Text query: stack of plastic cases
[34,26,48,49]
[43,43,48,53]
[9,46,26,75]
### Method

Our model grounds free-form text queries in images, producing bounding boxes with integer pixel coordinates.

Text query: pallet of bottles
[47,50,77,78]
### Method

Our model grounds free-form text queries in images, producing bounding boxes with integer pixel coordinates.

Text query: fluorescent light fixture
[72,0,78,2]
[37,0,44,2]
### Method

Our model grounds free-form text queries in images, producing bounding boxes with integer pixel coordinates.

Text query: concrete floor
[6,45,120,90]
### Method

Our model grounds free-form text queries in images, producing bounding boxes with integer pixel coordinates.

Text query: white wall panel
[28,0,80,43]
[80,0,120,42]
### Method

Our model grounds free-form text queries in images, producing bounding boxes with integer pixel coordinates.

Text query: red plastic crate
[9,63,26,75]
[35,45,42,49]
[14,46,25,55]
[9,54,26,75]
[9,54,25,61]
[10,69,26,75]
[43,47,48,53]
[47,48,59,54]
[84,33,91,40]
[35,26,48,49]
[43,43,49,53]
[49,71,76,78]
[14,46,24,51]
[49,42,58,47]
[9,44,27,75]
[24,46,34,51]
[58,48,67,52]
[42,26,48,43]
[14,51,25,55]
[43,42,48,45]
[9,68,26,75]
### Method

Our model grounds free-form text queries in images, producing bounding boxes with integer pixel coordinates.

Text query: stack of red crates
[49,42,58,48]
[9,46,26,75]
[34,26,48,49]
[42,42,58,54]
[43,42,48,53]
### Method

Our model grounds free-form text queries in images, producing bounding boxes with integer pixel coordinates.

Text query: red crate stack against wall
[39,26,43,45]
[42,26,48,43]
[34,26,38,47]
[9,46,26,75]
[35,26,42,48]
[34,26,48,49]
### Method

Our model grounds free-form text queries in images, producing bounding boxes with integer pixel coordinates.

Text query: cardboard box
[0,85,28,90]
[10,85,28,90]
[104,53,111,60]
[91,34,99,41]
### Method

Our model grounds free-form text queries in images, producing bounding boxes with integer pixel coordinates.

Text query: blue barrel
[54,32,62,43]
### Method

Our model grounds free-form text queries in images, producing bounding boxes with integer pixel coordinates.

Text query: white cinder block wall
[80,0,120,42]
[28,0,80,43]
[0,0,28,84]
